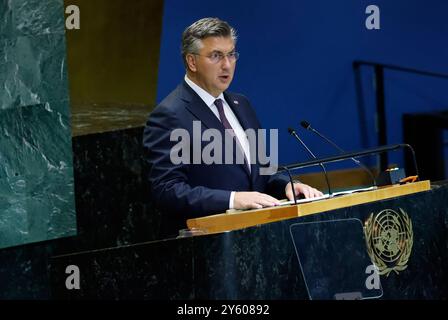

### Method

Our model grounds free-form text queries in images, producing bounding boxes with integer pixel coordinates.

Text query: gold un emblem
[364,208,413,276]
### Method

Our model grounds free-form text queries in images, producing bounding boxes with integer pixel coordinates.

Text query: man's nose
[220,55,233,68]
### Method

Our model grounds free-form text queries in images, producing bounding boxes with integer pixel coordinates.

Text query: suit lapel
[181,82,225,135]
[224,92,259,179]
[224,92,255,132]
[180,82,253,178]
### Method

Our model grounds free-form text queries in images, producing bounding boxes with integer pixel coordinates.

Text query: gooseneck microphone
[300,120,376,187]
[288,128,332,196]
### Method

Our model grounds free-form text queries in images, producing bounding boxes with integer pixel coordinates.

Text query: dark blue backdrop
[156,0,448,173]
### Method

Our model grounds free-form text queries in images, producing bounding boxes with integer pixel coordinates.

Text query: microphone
[288,127,332,196]
[300,120,376,187]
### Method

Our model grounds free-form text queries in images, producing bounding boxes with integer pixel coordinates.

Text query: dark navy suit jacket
[143,81,289,236]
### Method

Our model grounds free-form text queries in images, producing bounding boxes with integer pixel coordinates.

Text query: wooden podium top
[186,180,431,235]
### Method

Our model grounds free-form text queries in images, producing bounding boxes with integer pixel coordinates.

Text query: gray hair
[181,17,237,68]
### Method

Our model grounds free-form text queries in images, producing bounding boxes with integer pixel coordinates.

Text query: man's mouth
[218,75,230,81]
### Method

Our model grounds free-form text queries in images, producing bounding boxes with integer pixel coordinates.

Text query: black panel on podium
[290,219,383,300]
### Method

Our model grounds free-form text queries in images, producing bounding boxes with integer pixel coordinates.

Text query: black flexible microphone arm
[278,144,419,180]
[300,121,377,187]
[288,128,332,196]
[279,165,298,205]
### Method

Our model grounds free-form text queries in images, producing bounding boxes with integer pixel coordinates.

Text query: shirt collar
[184,75,225,107]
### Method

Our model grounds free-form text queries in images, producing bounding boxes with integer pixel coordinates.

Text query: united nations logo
[364,208,413,276]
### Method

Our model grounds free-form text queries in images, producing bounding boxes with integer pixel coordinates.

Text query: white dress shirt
[184,75,251,209]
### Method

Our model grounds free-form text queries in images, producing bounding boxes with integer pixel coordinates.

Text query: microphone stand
[301,121,377,187]
[288,128,332,196]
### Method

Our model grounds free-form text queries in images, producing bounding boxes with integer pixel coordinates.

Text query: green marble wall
[0,0,76,249]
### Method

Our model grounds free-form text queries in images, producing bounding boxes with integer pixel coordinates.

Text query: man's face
[186,36,236,97]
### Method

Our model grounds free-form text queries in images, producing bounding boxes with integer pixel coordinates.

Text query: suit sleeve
[143,106,231,218]
[264,173,290,199]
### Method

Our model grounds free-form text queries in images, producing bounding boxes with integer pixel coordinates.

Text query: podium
[50,181,448,299]
[186,181,430,235]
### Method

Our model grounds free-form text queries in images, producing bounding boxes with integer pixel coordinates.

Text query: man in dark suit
[143,17,322,237]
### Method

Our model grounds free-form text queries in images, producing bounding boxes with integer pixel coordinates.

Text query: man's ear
[186,54,197,72]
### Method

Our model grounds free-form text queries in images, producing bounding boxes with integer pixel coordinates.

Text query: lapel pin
[233,100,239,105]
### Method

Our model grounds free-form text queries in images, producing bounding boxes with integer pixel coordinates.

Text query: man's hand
[234,192,281,210]
[285,182,323,201]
